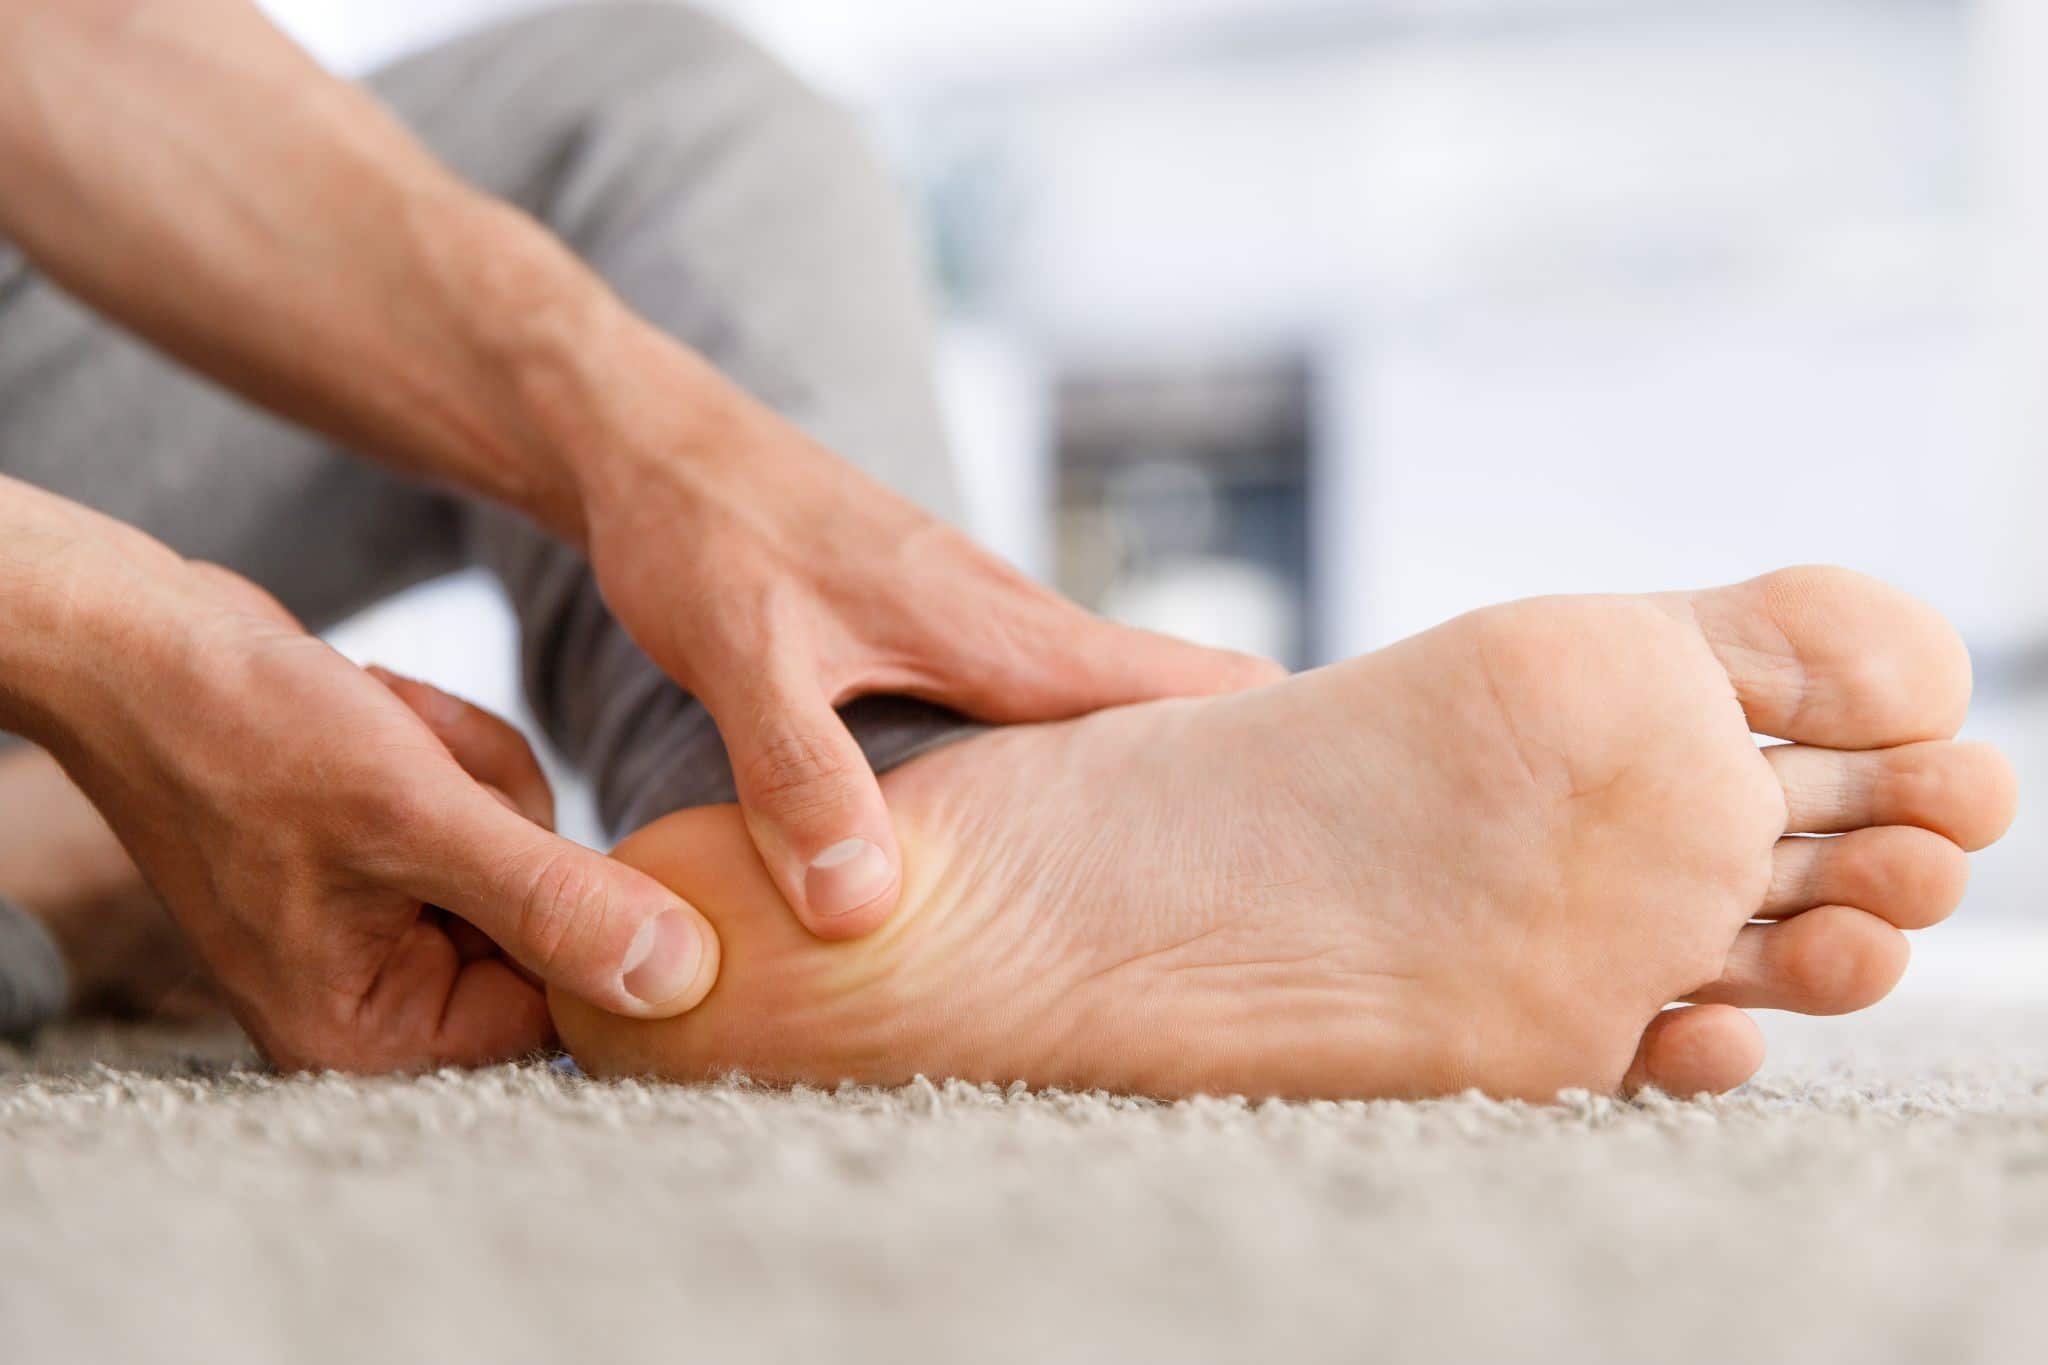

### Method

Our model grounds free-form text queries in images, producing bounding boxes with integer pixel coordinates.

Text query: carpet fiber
[4,1004,2046,1364]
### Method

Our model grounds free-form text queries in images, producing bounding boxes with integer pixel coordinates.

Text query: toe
[1769,740,2018,851]
[1685,566,1971,748]
[1687,906,1910,1015]
[1762,826,1971,929]
[1623,1005,1766,1097]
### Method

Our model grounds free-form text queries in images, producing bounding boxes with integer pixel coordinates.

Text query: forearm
[0,0,715,539]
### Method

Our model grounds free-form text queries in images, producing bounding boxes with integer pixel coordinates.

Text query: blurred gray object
[0,895,67,1042]
[1055,357,1316,667]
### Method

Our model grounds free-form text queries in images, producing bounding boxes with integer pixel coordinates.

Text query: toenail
[805,838,893,919]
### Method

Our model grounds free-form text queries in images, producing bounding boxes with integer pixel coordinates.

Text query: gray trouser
[0,1,977,838]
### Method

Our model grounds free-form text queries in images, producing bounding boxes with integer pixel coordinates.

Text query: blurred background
[280,0,2044,978]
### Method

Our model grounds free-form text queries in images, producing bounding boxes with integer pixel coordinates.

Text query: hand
[576,347,1285,938]
[0,0,1276,947]
[30,556,718,1071]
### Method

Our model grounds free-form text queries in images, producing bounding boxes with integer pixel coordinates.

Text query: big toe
[1683,565,1972,749]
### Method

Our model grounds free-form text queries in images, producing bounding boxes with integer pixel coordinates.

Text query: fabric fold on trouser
[0,895,68,1042]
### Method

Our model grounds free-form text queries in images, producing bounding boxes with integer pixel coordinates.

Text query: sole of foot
[554,567,2017,1102]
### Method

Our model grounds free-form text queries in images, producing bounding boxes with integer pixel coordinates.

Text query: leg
[0,887,64,1042]
[363,2,979,829]
[555,569,2016,1102]
[0,281,464,632]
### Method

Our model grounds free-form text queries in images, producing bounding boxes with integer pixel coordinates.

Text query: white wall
[1979,0,2048,559]
[937,5,2004,655]
[255,0,557,74]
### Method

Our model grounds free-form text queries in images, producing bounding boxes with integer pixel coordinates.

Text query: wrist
[0,501,186,750]
[426,196,767,549]
[408,195,613,541]
[499,283,752,547]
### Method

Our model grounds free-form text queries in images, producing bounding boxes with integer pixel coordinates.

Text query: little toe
[1762,826,1971,929]
[1769,740,2018,851]
[1684,566,1971,749]
[1687,906,1909,1015]
[1622,1004,1766,1097]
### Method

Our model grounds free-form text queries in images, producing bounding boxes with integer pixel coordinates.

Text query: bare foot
[553,568,2017,1100]
[0,746,222,1023]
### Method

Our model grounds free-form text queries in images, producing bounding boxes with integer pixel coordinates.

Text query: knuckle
[372,781,438,836]
[258,1015,346,1075]
[334,770,434,846]
[516,848,604,975]
[741,731,853,818]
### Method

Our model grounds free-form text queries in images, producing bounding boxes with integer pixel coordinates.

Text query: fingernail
[619,907,702,1005]
[805,837,893,919]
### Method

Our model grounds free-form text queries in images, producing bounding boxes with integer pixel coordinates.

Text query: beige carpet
[4,1004,2046,1365]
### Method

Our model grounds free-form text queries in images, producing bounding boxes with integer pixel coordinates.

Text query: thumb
[403,785,720,1018]
[713,676,902,940]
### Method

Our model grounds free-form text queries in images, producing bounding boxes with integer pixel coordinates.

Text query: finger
[357,919,556,1068]
[425,905,509,964]
[464,792,553,991]
[400,785,719,1018]
[935,595,1285,722]
[367,667,555,829]
[714,675,902,939]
